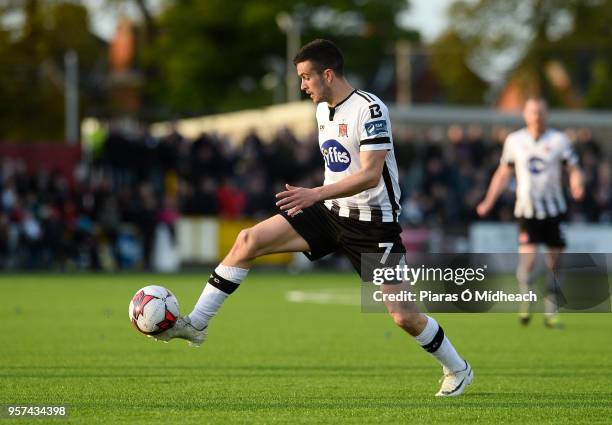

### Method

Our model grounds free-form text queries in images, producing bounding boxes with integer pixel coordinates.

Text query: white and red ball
[128,285,180,335]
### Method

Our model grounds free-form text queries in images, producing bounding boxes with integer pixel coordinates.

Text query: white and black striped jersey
[316,89,401,223]
[501,128,579,219]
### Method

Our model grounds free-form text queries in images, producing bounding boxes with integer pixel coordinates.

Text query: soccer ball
[128,285,180,335]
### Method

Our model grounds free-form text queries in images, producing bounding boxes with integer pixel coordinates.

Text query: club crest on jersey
[321,139,351,172]
[528,156,546,174]
[365,120,387,136]
[338,123,348,137]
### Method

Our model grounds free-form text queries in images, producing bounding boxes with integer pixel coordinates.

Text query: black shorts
[518,216,566,248]
[280,202,405,276]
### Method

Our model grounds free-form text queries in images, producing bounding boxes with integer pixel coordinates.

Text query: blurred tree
[147,0,417,115]
[429,31,488,104]
[438,0,612,108]
[0,1,106,140]
[561,1,612,108]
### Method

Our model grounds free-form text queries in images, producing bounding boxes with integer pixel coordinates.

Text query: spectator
[0,121,609,271]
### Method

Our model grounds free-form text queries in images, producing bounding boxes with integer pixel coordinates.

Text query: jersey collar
[526,128,549,143]
[327,89,357,121]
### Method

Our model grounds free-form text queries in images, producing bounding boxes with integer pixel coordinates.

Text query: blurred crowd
[396,125,610,226]
[0,123,610,270]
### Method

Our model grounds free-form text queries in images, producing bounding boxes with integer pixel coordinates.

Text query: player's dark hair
[293,39,344,76]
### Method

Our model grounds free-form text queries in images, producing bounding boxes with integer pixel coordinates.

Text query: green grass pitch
[2,272,611,424]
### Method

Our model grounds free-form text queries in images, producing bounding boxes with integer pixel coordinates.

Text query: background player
[477,97,584,327]
[156,39,473,397]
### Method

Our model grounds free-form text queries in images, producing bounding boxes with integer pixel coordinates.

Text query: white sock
[215,264,250,283]
[188,264,249,330]
[415,315,465,373]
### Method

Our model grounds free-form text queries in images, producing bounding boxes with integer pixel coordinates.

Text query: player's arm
[276,150,386,217]
[568,164,584,201]
[562,135,584,201]
[476,163,514,217]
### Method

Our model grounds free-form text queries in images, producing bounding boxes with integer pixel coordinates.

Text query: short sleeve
[560,133,579,166]
[500,134,515,165]
[358,101,392,152]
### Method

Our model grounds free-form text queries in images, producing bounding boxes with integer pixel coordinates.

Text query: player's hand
[571,183,584,201]
[275,184,320,217]
[476,200,492,217]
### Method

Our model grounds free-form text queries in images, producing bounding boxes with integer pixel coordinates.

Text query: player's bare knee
[517,261,535,275]
[390,312,423,334]
[231,228,258,260]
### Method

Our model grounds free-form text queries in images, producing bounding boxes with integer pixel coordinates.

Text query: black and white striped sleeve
[358,101,392,152]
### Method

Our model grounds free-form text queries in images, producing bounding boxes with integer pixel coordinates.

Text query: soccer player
[476,97,584,327]
[156,39,473,397]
